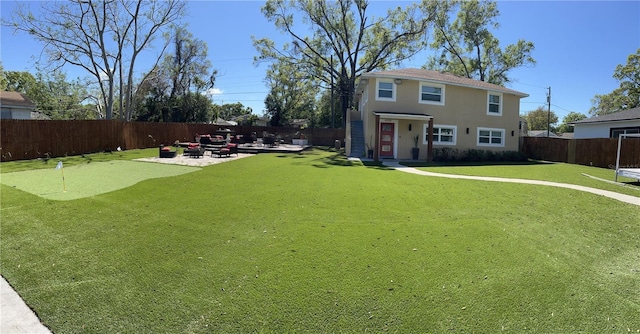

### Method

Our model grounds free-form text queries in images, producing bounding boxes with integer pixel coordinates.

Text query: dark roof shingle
[0,91,36,109]
[571,107,640,124]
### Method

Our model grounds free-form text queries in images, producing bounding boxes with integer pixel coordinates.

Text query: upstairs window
[487,92,502,115]
[419,82,445,105]
[376,79,396,101]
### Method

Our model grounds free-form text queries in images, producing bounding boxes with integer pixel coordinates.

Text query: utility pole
[330,55,335,129]
[546,86,551,138]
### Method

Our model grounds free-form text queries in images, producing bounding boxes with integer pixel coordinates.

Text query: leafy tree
[134,28,216,123]
[166,28,217,98]
[523,106,558,132]
[556,112,587,133]
[254,0,434,127]
[6,0,185,120]
[0,68,93,119]
[422,0,535,85]
[212,103,253,122]
[263,60,316,127]
[0,63,6,89]
[315,88,342,128]
[1,70,39,94]
[172,93,212,123]
[590,48,640,116]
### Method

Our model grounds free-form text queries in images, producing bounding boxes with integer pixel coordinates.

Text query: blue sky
[1,1,639,121]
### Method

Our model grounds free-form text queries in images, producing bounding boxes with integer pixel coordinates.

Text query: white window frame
[477,127,505,147]
[424,124,456,145]
[375,78,396,102]
[487,92,503,116]
[418,82,445,106]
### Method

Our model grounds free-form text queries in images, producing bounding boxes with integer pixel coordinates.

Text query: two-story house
[347,69,528,161]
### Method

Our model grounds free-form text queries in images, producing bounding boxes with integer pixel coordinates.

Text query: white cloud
[207,88,224,96]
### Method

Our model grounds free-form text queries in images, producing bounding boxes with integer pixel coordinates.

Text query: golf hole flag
[55,161,66,192]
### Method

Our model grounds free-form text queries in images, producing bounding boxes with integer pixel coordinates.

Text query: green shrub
[433,149,528,163]
[432,147,458,162]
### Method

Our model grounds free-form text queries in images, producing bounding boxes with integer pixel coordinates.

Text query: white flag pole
[56,161,66,192]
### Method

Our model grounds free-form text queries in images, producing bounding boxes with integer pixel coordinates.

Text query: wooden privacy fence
[521,136,640,169]
[0,120,345,161]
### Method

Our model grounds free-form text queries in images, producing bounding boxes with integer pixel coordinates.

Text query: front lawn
[1,149,639,333]
[411,161,640,198]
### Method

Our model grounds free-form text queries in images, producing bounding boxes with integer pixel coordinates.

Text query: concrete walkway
[381,160,640,206]
[1,276,51,333]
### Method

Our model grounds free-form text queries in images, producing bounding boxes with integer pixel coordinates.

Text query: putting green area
[0,160,199,201]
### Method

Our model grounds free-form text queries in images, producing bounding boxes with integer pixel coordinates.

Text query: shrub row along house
[346,69,528,161]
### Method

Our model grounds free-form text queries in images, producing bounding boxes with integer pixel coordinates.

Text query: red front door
[379,122,395,158]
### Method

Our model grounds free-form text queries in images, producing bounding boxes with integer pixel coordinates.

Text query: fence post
[567,139,576,164]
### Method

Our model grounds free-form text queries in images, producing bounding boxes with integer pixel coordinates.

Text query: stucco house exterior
[347,69,528,160]
[570,107,640,138]
[0,91,36,119]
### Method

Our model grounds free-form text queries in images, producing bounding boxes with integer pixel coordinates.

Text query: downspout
[427,118,434,162]
[374,114,380,162]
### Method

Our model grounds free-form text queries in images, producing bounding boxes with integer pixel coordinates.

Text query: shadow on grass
[362,160,395,171]
[274,147,361,168]
[312,151,357,168]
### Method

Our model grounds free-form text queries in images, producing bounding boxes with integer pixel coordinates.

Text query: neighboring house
[231,114,252,125]
[0,91,36,119]
[254,116,269,127]
[527,130,560,138]
[231,114,270,126]
[557,132,574,139]
[571,107,640,138]
[214,118,238,126]
[349,69,528,160]
[290,118,309,128]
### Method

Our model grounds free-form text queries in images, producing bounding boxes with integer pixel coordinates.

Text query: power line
[551,104,576,113]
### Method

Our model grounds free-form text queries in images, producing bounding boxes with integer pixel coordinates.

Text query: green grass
[0,148,159,173]
[0,160,199,200]
[1,149,639,333]
[409,161,640,198]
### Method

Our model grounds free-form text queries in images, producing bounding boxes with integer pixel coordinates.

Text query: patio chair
[186,143,204,158]
[212,143,238,158]
[159,145,176,158]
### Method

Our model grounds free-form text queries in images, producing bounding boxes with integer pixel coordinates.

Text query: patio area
[139,143,311,167]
